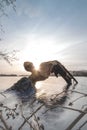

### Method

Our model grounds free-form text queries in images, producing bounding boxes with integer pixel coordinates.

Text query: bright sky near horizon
[0,0,87,74]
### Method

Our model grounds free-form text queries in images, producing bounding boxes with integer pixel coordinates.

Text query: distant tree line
[71,71,87,76]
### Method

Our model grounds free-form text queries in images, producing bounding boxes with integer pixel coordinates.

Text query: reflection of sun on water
[35,77,67,101]
[36,82,45,98]
[36,82,42,89]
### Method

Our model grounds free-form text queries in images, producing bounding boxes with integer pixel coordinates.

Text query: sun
[18,33,65,73]
[19,42,51,71]
[33,61,40,70]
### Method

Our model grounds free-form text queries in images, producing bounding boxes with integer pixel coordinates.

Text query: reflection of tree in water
[0,77,87,130]
[0,76,69,130]
[6,76,70,105]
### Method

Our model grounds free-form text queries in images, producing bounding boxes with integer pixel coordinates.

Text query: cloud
[56,41,87,62]
[16,0,41,18]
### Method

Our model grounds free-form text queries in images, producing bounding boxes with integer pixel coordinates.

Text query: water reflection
[2,76,71,106]
[35,77,71,105]
[1,76,83,130]
[36,82,42,89]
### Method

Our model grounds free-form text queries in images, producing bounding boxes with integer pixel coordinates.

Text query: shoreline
[0,70,87,77]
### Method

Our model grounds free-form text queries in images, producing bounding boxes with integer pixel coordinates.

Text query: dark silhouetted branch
[0,50,19,65]
[18,104,44,130]
[65,108,87,130]
[43,105,86,114]
[0,111,12,130]
[0,125,6,130]
[77,120,87,130]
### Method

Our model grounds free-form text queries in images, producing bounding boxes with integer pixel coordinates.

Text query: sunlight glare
[36,82,42,89]
[18,34,65,73]
[33,61,40,70]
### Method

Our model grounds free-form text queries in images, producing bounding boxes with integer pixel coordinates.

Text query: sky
[0,0,87,74]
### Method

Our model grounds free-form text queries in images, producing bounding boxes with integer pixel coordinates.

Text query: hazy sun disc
[34,62,40,70]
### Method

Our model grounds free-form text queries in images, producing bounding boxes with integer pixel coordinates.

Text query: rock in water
[6,77,36,96]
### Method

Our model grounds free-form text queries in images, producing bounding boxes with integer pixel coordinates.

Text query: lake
[0,76,87,130]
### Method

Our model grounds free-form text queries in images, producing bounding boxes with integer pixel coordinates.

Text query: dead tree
[24,60,78,86]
